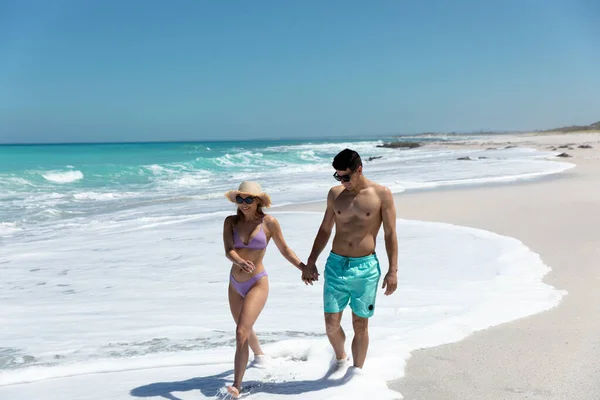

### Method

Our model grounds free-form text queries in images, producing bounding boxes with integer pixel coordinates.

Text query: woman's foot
[251,353,271,368]
[334,356,350,371]
[226,385,240,398]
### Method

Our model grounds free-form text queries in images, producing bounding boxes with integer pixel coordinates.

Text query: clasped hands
[300,262,319,285]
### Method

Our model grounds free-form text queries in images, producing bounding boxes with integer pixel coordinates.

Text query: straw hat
[225,181,272,208]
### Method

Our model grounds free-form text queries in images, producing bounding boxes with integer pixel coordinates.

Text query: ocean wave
[42,170,83,184]
[0,349,231,386]
[264,140,383,153]
[0,222,21,236]
[146,164,165,174]
[213,151,287,168]
[1,142,577,235]
[169,176,211,187]
[0,176,35,187]
[38,208,66,217]
[298,150,320,161]
[73,192,132,201]
[212,152,253,167]
[141,162,213,179]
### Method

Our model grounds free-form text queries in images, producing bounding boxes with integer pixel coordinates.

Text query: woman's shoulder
[224,214,239,225]
[262,214,276,222]
[262,214,280,228]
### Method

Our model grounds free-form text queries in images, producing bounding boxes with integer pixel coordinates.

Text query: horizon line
[0,129,533,146]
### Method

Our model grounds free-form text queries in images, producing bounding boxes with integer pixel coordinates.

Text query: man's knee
[352,315,369,336]
[236,325,251,343]
[325,314,342,335]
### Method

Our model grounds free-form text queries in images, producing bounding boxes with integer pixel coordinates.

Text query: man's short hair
[332,149,362,172]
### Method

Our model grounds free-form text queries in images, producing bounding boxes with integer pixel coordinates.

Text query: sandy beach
[283,132,600,400]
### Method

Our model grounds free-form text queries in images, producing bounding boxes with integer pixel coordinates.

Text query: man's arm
[303,189,336,283]
[380,187,398,295]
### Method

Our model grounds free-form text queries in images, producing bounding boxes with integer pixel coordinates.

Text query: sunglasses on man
[333,171,354,183]
[235,195,256,204]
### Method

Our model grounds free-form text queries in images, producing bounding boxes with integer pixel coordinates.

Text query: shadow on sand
[130,364,355,399]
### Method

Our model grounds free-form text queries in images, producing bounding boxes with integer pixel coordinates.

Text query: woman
[223,181,305,398]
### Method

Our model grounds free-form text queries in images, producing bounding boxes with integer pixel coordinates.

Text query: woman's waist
[230,264,266,281]
[233,247,266,259]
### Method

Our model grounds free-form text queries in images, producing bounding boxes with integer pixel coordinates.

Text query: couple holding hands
[222,149,398,398]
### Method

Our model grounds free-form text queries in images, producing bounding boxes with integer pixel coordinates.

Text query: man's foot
[347,365,365,375]
[226,385,240,398]
[325,355,351,379]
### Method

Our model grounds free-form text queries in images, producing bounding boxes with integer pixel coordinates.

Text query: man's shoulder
[366,181,392,197]
[328,186,345,197]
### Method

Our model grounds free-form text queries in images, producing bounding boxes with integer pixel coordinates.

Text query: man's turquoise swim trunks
[323,252,381,318]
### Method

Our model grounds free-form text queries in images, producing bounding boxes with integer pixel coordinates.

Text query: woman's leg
[228,277,269,396]
[228,282,264,356]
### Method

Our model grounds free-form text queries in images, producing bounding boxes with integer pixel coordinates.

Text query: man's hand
[381,270,397,295]
[302,262,319,285]
[239,260,256,273]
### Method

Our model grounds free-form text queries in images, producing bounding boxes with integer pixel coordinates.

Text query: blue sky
[1,0,599,143]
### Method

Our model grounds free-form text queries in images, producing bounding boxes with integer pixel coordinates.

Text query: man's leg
[324,311,347,361]
[323,253,349,361]
[348,254,380,368]
[351,312,369,368]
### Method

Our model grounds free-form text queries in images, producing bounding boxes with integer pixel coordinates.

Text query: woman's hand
[239,259,256,273]
[297,262,306,273]
[301,262,319,285]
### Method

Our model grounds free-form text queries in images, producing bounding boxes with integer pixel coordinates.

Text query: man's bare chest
[333,193,380,221]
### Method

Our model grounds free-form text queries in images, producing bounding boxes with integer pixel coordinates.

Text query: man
[303,148,398,370]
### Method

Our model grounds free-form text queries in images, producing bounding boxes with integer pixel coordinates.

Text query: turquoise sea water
[0,137,571,237]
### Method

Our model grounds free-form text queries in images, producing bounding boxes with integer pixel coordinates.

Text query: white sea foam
[0,176,35,187]
[0,212,565,399]
[42,170,84,183]
[0,222,21,236]
[264,140,385,154]
[147,164,165,173]
[2,141,574,228]
[73,192,118,201]
[72,191,141,201]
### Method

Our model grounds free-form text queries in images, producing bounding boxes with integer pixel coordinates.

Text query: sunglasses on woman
[333,171,354,182]
[235,195,255,204]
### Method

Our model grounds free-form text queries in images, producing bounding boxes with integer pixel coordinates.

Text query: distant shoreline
[2,121,598,146]
[398,120,600,138]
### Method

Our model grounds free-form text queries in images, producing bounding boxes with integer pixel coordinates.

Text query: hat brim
[225,190,272,208]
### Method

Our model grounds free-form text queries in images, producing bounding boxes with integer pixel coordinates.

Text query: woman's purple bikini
[230,223,268,297]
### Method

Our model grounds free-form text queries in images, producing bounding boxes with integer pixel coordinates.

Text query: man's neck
[347,176,369,194]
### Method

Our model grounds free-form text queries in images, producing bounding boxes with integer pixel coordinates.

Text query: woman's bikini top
[233,222,267,250]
